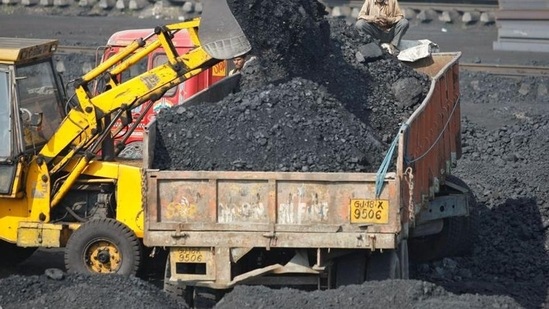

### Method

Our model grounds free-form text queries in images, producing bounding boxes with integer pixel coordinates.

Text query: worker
[229,54,247,75]
[355,0,409,56]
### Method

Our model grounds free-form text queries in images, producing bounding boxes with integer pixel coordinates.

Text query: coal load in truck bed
[154,77,384,172]
[152,0,430,172]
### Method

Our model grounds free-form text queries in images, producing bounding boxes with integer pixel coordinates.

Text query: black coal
[153,0,430,172]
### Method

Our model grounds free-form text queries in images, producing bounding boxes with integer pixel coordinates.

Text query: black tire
[0,240,37,266]
[366,249,400,281]
[163,255,194,306]
[335,252,367,287]
[398,239,409,279]
[64,218,141,275]
[409,175,478,262]
[138,245,168,279]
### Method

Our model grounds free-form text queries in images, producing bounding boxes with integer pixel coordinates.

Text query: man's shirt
[357,0,404,30]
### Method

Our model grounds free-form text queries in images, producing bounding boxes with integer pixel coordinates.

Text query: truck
[0,0,250,275]
[143,51,477,304]
[0,1,475,305]
[99,29,230,158]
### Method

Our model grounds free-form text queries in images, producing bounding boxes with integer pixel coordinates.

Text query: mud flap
[199,0,251,60]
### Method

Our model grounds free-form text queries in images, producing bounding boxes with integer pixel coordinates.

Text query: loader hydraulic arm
[36,0,251,208]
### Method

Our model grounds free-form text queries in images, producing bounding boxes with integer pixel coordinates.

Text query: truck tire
[163,256,222,308]
[366,249,400,281]
[335,252,367,287]
[0,240,36,266]
[409,175,478,262]
[398,239,409,279]
[163,255,194,306]
[64,218,141,275]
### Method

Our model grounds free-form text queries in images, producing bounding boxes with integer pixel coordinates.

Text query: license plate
[350,199,389,224]
[175,247,205,263]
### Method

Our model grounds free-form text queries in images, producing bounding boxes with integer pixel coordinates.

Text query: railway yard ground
[1,1,549,309]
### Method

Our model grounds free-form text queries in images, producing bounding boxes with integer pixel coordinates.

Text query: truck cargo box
[143,52,463,288]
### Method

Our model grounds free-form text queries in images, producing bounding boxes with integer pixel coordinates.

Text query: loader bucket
[199,0,251,60]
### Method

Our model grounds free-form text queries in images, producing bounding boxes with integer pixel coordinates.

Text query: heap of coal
[153,0,430,172]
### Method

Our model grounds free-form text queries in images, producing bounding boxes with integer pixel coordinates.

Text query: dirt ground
[1,1,548,309]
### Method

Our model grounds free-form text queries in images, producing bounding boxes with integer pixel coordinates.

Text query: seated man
[355,0,409,56]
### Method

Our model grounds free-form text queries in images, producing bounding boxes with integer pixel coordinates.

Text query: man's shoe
[391,44,400,56]
[381,43,399,56]
[381,43,391,54]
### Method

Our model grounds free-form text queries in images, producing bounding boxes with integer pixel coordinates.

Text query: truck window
[0,70,11,159]
[152,54,178,97]
[120,56,148,83]
[15,60,64,150]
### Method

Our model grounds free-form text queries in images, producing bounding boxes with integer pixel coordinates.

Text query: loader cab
[0,38,66,197]
[99,29,229,158]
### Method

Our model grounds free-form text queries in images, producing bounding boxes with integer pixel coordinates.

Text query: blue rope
[375,124,407,198]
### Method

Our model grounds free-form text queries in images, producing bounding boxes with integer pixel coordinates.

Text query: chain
[404,167,415,223]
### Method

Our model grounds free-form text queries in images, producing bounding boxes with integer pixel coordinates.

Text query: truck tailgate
[144,169,401,250]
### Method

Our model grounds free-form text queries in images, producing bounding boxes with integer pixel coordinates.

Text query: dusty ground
[1,1,548,309]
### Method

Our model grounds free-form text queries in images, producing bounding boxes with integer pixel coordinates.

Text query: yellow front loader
[0,0,250,275]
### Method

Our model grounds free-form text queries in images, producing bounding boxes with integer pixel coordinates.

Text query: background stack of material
[493,0,549,52]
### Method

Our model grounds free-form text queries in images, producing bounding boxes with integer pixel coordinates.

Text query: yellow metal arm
[40,18,220,207]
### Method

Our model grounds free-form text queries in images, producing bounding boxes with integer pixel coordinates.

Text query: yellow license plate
[175,247,205,263]
[350,199,389,224]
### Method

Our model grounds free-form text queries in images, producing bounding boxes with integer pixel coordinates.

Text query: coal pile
[0,273,187,309]
[216,280,521,309]
[412,72,549,309]
[153,0,430,172]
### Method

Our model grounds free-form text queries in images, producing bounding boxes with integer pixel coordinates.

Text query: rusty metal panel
[399,53,462,221]
[144,170,401,247]
[146,231,396,250]
[217,180,270,223]
[155,178,213,223]
[276,181,361,225]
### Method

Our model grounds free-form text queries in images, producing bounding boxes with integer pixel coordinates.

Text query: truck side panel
[398,53,462,221]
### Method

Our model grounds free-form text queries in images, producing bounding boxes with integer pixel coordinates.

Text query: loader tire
[0,240,36,266]
[409,176,478,262]
[64,218,141,276]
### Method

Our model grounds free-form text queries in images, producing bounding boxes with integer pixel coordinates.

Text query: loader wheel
[65,218,141,276]
[409,176,478,262]
[0,240,36,266]
[366,249,400,281]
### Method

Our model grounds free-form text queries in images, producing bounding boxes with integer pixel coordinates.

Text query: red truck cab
[100,28,228,157]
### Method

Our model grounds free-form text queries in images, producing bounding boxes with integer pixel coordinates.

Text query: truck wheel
[64,218,141,275]
[335,252,367,287]
[163,256,223,308]
[409,175,478,262]
[398,239,409,279]
[366,249,400,281]
[0,240,36,266]
[163,255,194,306]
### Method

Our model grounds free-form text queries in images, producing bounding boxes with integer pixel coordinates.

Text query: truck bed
[143,52,462,251]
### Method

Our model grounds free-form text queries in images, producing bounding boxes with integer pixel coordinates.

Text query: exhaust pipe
[198,0,252,60]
